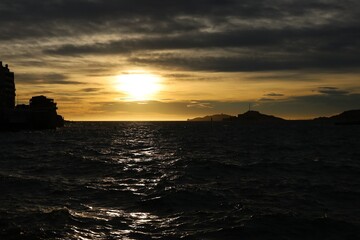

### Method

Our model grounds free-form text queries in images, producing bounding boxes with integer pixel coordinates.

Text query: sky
[0,0,359,120]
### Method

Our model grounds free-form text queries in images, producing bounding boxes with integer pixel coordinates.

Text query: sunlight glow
[116,73,162,101]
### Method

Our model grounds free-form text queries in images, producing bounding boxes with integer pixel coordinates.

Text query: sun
[116,73,162,101]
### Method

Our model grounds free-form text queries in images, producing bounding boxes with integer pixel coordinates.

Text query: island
[314,109,360,125]
[188,109,360,125]
[0,61,64,130]
[187,113,233,122]
[188,110,285,123]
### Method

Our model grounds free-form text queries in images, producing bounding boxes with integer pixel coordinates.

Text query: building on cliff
[0,62,64,130]
[0,62,16,121]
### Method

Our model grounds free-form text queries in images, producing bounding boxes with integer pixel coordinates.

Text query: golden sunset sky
[1,0,359,120]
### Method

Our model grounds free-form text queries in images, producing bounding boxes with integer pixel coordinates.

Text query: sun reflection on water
[60,123,184,239]
[63,205,175,240]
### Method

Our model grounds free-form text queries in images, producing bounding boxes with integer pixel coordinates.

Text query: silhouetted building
[0,62,15,119]
[0,61,64,130]
[30,95,57,110]
[28,95,62,129]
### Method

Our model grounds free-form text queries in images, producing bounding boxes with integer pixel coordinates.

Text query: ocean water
[0,122,359,240]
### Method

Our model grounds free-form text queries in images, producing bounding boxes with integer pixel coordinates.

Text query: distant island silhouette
[313,109,360,125]
[0,61,64,130]
[188,113,233,122]
[188,110,360,125]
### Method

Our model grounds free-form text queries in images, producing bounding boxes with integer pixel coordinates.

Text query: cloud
[259,98,276,102]
[255,93,360,118]
[44,29,286,55]
[42,24,360,72]
[88,91,360,119]
[80,88,103,93]
[0,1,358,71]
[187,101,213,109]
[318,87,349,95]
[264,93,284,97]
[129,50,360,72]
[29,90,54,95]
[16,73,85,85]
[319,87,338,90]
[0,1,359,119]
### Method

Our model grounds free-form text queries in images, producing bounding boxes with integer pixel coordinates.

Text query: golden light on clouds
[3,1,359,121]
[116,73,162,101]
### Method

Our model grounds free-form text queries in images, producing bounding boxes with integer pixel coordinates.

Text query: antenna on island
[248,103,251,111]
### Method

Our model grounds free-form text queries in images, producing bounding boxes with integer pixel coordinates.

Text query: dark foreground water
[0,122,359,240]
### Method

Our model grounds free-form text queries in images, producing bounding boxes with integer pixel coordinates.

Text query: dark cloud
[30,90,54,95]
[0,1,253,39]
[56,96,86,102]
[318,87,349,95]
[246,73,320,81]
[1,0,346,25]
[16,73,84,85]
[129,51,360,72]
[164,74,194,78]
[259,98,276,102]
[45,25,360,55]
[43,25,360,72]
[0,0,358,73]
[44,29,287,55]
[80,88,103,93]
[264,93,284,97]
[319,87,338,90]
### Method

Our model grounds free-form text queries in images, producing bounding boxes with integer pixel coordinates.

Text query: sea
[0,122,359,240]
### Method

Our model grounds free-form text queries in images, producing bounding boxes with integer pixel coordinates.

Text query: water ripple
[0,122,359,239]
